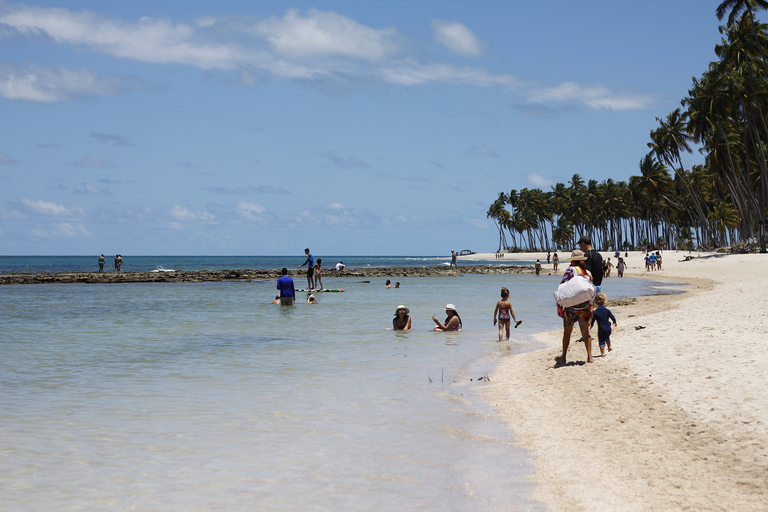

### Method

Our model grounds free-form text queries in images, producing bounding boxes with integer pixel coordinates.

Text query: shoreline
[480,251,768,511]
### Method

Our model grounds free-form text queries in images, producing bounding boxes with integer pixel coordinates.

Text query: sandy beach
[466,250,768,511]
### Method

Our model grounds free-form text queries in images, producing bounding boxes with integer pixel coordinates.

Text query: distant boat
[459,250,475,256]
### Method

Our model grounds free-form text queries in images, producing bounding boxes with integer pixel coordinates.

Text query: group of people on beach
[554,236,617,364]
[644,251,663,271]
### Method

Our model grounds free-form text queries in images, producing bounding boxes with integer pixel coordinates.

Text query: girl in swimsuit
[433,304,462,331]
[494,286,522,341]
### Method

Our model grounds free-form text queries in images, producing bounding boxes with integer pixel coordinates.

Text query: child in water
[493,286,522,341]
[313,258,323,290]
[591,293,617,356]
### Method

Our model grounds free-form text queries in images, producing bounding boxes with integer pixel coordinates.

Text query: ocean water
[1,258,679,511]
[0,255,529,274]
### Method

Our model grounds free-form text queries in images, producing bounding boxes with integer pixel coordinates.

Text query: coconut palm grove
[487,0,768,253]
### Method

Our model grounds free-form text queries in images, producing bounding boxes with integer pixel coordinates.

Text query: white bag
[554,275,595,307]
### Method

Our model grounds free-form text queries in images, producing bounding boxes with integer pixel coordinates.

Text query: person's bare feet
[587,357,594,363]
[554,356,566,364]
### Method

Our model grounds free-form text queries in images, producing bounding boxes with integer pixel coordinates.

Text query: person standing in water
[298,248,314,290]
[313,258,323,290]
[493,287,522,341]
[276,268,296,306]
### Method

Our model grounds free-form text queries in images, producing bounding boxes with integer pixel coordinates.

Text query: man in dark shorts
[298,248,314,290]
[277,268,295,305]
[578,236,603,293]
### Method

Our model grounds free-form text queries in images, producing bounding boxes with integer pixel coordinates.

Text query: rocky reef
[0,265,533,285]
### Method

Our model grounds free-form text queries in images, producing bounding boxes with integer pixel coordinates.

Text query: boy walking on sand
[591,293,617,356]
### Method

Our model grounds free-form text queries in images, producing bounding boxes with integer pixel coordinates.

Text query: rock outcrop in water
[0,265,533,285]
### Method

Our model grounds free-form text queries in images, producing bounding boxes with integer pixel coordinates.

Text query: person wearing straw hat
[392,305,412,330]
[555,249,594,364]
[433,304,462,331]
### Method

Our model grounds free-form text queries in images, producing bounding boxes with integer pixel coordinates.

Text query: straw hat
[444,303,457,311]
[394,305,410,315]
[566,249,587,262]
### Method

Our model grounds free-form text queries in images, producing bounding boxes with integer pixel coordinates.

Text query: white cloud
[0,151,20,164]
[73,183,111,195]
[30,222,92,238]
[467,144,499,158]
[431,20,485,57]
[169,204,215,222]
[0,62,132,102]
[254,9,402,61]
[67,153,117,168]
[526,173,553,188]
[0,206,25,220]
[0,5,656,110]
[380,63,520,88]
[90,132,133,146]
[526,82,655,111]
[322,150,370,168]
[235,201,266,220]
[469,218,490,229]
[20,198,85,217]
[0,6,241,69]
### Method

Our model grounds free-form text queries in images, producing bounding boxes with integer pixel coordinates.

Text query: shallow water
[1,270,672,511]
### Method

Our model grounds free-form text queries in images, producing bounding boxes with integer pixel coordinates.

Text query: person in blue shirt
[276,267,295,306]
[591,293,617,357]
[298,248,314,290]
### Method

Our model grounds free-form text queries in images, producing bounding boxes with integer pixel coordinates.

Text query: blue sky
[0,0,727,256]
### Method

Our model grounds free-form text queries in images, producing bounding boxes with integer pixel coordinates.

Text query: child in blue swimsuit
[591,293,617,356]
[493,286,522,342]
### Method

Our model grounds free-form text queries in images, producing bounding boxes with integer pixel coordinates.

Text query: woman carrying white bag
[553,249,596,364]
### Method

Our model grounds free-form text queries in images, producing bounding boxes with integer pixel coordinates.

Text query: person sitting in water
[392,305,411,330]
[271,295,281,304]
[394,282,400,288]
[306,293,317,304]
[433,304,462,331]
[386,280,393,288]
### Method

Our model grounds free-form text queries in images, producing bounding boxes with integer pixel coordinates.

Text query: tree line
[487,0,768,252]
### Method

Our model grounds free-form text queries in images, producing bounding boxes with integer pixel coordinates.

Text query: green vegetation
[488,1,768,252]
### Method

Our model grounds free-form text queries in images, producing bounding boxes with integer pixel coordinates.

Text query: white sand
[470,250,768,511]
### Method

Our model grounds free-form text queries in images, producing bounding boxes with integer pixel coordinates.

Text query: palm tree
[716,0,768,28]
[709,199,741,245]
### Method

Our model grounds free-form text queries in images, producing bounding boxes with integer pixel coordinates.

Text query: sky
[0,0,730,256]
